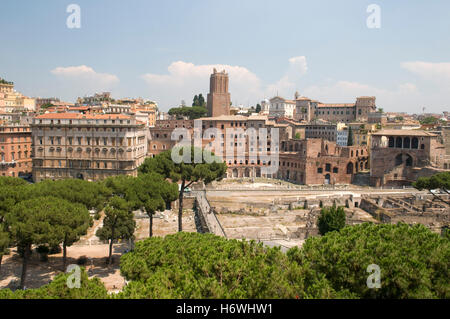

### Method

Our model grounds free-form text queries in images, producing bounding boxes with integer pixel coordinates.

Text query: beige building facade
[31,113,148,182]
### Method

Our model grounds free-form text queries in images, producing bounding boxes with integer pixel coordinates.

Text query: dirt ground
[217,208,376,239]
[0,210,197,292]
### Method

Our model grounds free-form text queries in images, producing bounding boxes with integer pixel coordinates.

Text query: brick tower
[207,68,231,117]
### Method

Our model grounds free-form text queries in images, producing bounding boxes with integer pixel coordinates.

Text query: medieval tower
[207,68,231,117]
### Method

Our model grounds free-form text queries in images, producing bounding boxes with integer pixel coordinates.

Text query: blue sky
[1,0,449,113]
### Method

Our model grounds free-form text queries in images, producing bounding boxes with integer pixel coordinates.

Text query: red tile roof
[317,103,355,108]
[35,113,131,120]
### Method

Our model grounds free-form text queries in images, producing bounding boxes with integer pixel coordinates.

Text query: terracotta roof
[199,115,249,121]
[269,96,296,103]
[372,129,437,137]
[68,106,90,110]
[35,113,131,120]
[317,103,355,108]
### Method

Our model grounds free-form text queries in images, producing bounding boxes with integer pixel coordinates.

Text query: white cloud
[401,61,450,82]
[142,57,308,109]
[302,80,422,113]
[142,61,263,108]
[266,56,307,97]
[51,65,119,93]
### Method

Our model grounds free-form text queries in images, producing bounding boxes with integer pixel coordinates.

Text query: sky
[0,0,449,113]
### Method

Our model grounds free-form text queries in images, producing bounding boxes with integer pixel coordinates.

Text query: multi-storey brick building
[370,130,447,186]
[303,121,348,146]
[148,119,194,158]
[148,114,367,184]
[278,139,368,185]
[0,124,32,178]
[31,113,148,182]
[196,115,291,179]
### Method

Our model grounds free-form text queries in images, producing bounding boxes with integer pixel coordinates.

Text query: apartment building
[31,113,148,182]
[0,124,32,178]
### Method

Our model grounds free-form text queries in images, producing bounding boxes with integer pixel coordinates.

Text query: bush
[317,205,346,235]
[118,232,341,299]
[288,223,450,298]
[0,268,108,299]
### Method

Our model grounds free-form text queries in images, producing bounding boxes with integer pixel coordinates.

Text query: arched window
[412,137,419,149]
[388,137,395,148]
[404,137,410,149]
[396,137,403,148]
[346,162,353,174]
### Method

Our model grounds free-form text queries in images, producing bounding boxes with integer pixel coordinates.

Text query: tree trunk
[108,239,113,265]
[178,180,185,232]
[0,254,3,273]
[108,226,115,265]
[62,241,67,271]
[20,244,31,290]
[149,213,153,237]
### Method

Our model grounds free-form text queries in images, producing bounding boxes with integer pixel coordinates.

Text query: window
[388,137,394,148]
[317,167,323,173]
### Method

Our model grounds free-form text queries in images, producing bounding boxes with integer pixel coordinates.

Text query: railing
[192,190,227,238]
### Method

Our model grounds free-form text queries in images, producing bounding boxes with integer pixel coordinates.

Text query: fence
[193,190,227,238]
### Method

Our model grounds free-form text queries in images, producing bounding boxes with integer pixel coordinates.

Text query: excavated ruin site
[199,179,450,250]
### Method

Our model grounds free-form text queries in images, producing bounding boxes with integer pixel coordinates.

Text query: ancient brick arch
[393,152,416,167]
[346,162,354,174]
